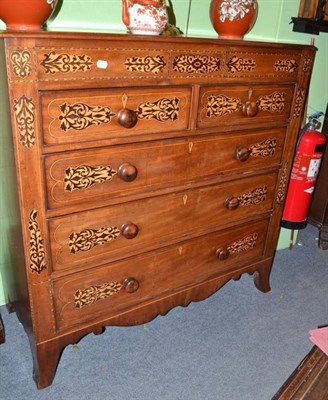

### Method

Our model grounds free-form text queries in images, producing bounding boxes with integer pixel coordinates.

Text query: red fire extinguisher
[281,113,326,230]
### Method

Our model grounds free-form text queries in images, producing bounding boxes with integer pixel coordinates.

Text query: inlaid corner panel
[40,86,191,145]
[44,129,285,211]
[197,84,295,128]
[52,218,269,331]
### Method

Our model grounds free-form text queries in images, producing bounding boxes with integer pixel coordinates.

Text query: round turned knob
[118,163,138,182]
[216,248,230,261]
[225,197,240,210]
[123,277,139,293]
[242,101,259,117]
[235,147,251,162]
[117,108,138,129]
[121,222,139,239]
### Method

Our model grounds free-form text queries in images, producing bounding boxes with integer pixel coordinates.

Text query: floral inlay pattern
[173,55,220,74]
[274,59,298,73]
[124,55,166,74]
[276,162,289,204]
[228,232,258,254]
[238,186,267,206]
[40,52,93,74]
[226,56,256,73]
[206,95,241,117]
[64,164,117,192]
[69,226,121,254]
[219,0,257,22]
[59,102,116,131]
[29,210,47,274]
[13,95,36,148]
[10,51,32,78]
[137,97,179,121]
[250,138,277,158]
[74,282,123,308]
[293,87,305,117]
[258,92,286,113]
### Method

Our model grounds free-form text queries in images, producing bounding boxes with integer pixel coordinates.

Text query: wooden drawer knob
[118,163,138,182]
[117,108,138,129]
[242,101,259,117]
[225,197,240,210]
[123,277,139,293]
[235,147,251,162]
[216,248,230,261]
[121,222,139,239]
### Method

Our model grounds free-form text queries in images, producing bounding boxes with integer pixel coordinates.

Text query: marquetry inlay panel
[238,186,267,206]
[226,56,256,73]
[293,87,305,117]
[228,233,258,254]
[74,282,123,308]
[28,210,47,274]
[10,50,32,78]
[64,164,117,192]
[69,226,121,254]
[206,95,241,117]
[137,97,179,121]
[258,92,286,112]
[250,138,277,158]
[124,55,166,74]
[13,95,36,148]
[40,52,93,74]
[276,162,289,204]
[274,59,298,72]
[172,55,221,74]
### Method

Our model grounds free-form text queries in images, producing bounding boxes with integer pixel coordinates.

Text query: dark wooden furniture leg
[0,312,5,344]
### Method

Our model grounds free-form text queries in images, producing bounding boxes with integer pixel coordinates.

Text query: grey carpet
[0,225,327,400]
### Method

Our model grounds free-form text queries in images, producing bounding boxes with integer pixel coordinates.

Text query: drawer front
[41,87,191,146]
[197,84,294,129]
[45,128,285,210]
[49,173,277,272]
[52,218,269,330]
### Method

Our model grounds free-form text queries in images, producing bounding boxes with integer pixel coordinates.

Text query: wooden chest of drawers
[0,31,315,388]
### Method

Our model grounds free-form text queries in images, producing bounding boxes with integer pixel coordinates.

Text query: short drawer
[48,172,277,272]
[197,84,294,129]
[52,218,269,331]
[41,86,191,146]
[44,128,285,211]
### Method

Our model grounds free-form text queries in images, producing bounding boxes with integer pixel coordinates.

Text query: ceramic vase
[122,0,168,35]
[209,0,258,39]
[0,0,58,30]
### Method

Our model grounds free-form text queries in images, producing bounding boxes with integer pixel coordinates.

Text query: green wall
[0,0,327,305]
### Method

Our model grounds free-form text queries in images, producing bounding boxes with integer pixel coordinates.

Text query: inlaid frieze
[302,57,311,73]
[258,92,286,113]
[276,162,289,204]
[228,233,258,254]
[13,95,36,148]
[74,282,123,308]
[250,138,277,158]
[40,52,93,74]
[293,87,305,117]
[172,55,220,74]
[238,186,267,206]
[69,226,121,254]
[137,97,179,121]
[274,59,298,73]
[64,164,117,192]
[59,102,116,131]
[29,210,47,274]
[206,95,241,117]
[10,50,32,78]
[124,55,166,75]
[226,56,256,73]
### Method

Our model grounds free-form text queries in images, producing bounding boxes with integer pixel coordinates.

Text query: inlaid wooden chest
[0,31,316,388]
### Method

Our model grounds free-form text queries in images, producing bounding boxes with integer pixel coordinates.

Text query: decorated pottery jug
[0,0,58,30]
[122,0,168,35]
[209,0,258,39]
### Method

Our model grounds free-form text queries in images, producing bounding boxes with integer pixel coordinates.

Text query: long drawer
[48,172,277,273]
[52,218,269,331]
[44,128,285,211]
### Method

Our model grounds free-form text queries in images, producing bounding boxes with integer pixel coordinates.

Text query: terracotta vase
[209,0,258,39]
[0,0,58,31]
[122,0,168,35]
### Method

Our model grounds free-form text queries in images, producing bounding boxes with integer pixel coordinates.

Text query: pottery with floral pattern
[210,0,258,39]
[122,0,168,35]
[0,0,58,30]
